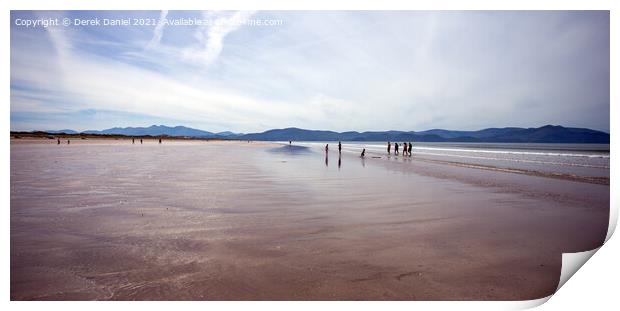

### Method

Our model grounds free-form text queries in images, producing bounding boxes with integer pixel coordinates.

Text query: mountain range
[79,125,242,138]
[43,124,609,143]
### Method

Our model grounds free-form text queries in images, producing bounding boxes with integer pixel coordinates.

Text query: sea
[281,141,610,180]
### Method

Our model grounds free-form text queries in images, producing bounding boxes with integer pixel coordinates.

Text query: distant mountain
[480,125,609,143]
[416,127,523,139]
[30,125,609,143]
[240,128,343,141]
[237,128,449,142]
[215,131,243,138]
[46,129,78,134]
[237,125,609,143]
[82,125,217,137]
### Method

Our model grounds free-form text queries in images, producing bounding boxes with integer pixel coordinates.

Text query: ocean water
[283,141,610,180]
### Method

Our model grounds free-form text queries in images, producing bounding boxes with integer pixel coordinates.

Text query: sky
[10,11,610,133]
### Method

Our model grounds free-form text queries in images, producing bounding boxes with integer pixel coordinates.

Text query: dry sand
[10,138,609,300]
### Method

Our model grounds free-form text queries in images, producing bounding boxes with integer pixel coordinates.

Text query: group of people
[326,141,366,157]
[56,137,153,145]
[387,141,413,156]
[324,141,344,153]
[322,141,411,158]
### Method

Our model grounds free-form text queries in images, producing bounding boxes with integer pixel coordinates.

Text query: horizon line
[9,123,611,135]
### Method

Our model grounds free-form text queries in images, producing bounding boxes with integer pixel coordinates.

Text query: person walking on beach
[338,141,342,154]
[361,148,366,158]
[395,142,399,155]
[132,138,135,144]
[403,142,408,156]
[325,144,329,153]
[140,139,143,144]
[408,142,413,156]
[67,139,70,145]
[387,141,391,154]
[159,138,162,144]
[57,138,60,145]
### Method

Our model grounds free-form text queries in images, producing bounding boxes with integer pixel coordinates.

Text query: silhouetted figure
[57,138,60,145]
[67,139,70,145]
[140,139,143,144]
[289,140,292,145]
[132,138,135,144]
[395,142,399,155]
[325,144,329,153]
[159,138,162,144]
[403,142,408,156]
[408,142,413,156]
[338,141,342,154]
[361,148,366,157]
[338,154,341,170]
[387,141,391,154]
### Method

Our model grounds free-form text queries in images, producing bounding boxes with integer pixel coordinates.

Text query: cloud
[11,25,308,132]
[146,10,168,49]
[184,10,256,65]
[10,11,610,132]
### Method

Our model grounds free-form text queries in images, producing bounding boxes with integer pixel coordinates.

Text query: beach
[10,138,609,300]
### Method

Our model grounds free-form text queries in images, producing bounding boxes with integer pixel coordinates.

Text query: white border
[3,1,617,310]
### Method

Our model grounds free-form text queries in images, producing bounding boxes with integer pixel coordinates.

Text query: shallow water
[292,142,610,180]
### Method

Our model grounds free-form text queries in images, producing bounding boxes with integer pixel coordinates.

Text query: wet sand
[10,139,609,300]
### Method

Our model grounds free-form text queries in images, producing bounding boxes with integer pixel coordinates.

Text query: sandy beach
[10,138,609,300]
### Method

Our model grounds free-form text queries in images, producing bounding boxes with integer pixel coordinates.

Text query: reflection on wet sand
[10,139,608,300]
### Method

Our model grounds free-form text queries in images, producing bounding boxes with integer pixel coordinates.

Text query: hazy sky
[10,11,610,133]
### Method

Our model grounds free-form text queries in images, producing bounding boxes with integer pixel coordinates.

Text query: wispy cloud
[10,11,610,132]
[183,10,256,66]
[11,14,307,132]
[146,10,168,49]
